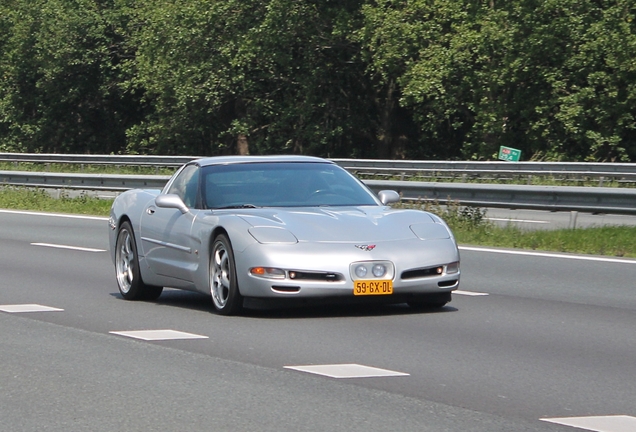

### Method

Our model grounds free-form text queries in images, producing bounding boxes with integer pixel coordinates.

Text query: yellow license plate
[354,280,393,296]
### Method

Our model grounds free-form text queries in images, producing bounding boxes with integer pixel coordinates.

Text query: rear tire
[210,234,243,315]
[407,292,451,310]
[115,221,163,301]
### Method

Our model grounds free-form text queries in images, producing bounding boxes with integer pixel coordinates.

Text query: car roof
[194,155,332,167]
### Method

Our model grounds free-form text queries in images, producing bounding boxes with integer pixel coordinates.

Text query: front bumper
[234,238,460,299]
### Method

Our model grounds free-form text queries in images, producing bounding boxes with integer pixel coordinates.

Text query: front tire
[115,221,163,301]
[210,234,243,315]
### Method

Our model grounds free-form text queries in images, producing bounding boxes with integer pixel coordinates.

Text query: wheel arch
[113,218,163,301]
[209,226,230,250]
[110,213,133,264]
[113,214,150,284]
[117,214,132,231]
[197,217,257,298]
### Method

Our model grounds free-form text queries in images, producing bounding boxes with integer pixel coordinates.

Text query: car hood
[235,206,448,243]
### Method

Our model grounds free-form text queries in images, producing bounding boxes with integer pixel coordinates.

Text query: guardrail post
[568,211,579,229]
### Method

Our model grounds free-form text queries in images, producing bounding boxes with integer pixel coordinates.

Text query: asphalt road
[1,209,635,432]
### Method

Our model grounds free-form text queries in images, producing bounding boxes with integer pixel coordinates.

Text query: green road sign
[498,146,521,162]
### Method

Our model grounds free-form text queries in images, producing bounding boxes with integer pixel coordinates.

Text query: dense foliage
[1,0,635,161]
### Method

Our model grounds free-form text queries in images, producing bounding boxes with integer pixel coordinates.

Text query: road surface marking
[284,364,409,379]
[541,415,636,432]
[31,242,106,253]
[0,209,107,221]
[454,290,489,296]
[109,330,209,341]
[459,246,636,265]
[0,304,64,313]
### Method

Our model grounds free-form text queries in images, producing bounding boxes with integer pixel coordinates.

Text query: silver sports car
[108,155,460,315]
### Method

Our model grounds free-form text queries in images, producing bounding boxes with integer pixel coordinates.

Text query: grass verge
[399,200,636,258]
[455,225,636,258]
[1,187,634,258]
[0,187,112,216]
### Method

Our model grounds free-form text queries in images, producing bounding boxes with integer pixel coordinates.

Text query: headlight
[354,265,368,278]
[446,262,459,274]
[372,264,387,277]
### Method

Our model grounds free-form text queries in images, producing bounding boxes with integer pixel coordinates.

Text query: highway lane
[1,210,635,431]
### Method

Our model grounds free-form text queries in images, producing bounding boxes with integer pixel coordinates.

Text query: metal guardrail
[332,159,636,186]
[332,158,636,175]
[2,153,636,215]
[0,153,193,167]
[363,180,636,216]
[2,169,636,215]
[2,153,636,183]
[0,170,170,191]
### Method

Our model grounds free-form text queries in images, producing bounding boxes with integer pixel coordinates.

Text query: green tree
[129,0,374,157]
[0,0,142,154]
[2,0,635,161]
[550,0,636,161]
[359,0,636,161]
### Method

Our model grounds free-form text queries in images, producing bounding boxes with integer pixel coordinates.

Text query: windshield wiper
[214,204,260,210]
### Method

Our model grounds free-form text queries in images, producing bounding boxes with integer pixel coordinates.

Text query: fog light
[372,264,387,277]
[355,265,368,278]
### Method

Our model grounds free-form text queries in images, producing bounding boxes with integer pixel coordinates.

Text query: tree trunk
[237,133,249,155]
[376,80,396,159]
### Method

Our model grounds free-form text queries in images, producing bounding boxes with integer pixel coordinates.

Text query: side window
[167,165,200,208]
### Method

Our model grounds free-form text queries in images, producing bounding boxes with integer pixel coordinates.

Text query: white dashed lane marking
[284,364,409,379]
[0,304,64,313]
[541,415,636,432]
[31,242,106,253]
[454,290,489,296]
[109,330,209,341]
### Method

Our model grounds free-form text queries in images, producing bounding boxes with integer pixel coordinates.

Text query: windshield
[201,162,379,209]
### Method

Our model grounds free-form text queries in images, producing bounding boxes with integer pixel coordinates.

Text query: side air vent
[438,279,459,288]
[271,286,301,293]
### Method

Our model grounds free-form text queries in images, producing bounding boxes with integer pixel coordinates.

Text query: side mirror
[155,194,189,214]
[378,190,400,205]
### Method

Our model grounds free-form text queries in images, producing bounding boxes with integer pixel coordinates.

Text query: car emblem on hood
[355,244,376,251]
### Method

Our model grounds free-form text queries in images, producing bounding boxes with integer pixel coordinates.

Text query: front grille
[401,266,444,280]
